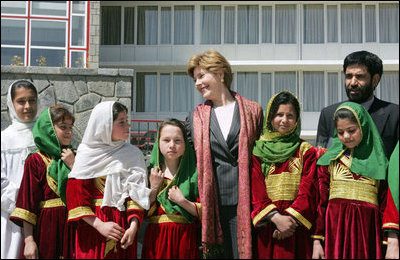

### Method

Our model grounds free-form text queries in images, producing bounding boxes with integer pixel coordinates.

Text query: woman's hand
[120,218,139,249]
[61,148,75,169]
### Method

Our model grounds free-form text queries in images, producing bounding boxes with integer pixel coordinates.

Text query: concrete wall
[1,65,134,149]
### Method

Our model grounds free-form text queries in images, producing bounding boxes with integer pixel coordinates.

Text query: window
[173,73,194,111]
[274,72,297,94]
[237,72,258,101]
[341,4,362,43]
[201,5,221,44]
[275,5,297,44]
[136,72,157,112]
[224,6,235,44]
[379,3,399,43]
[261,6,272,43]
[31,1,67,17]
[1,1,26,15]
[160,7,171,44]
[303,72,324,112]
[174,6,194,45]
[124,7,135,44]
[327,73,339,106]
[304,5,324,44]
[137,6,157,45]
[379,71,399,104]
[261,73,272,109]
[237,5,258,44]
[101,6,121,45]
[327,5,338,42]
[365,5,376,42]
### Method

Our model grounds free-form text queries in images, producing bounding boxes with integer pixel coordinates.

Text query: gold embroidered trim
[127,200,144,211]
[329,159,379,206]
[94,177,106,194]
[10,207,37,225]
[147,214,189,224]
[311,235,325,241]
[147,202,158,217]
[285,207,312,230]
[68,206,95,220]
[252,204,277,227]
[194,202,202,220]
[39,198,65,209]
[104,239,117,258]
[37,151,59,196]
[382,223,399,229]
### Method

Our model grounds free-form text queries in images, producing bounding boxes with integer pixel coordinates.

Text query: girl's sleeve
[285,146,318,231]
[126,198,145,227]
[9,153,46,227]
[382,187,399,234]
[251,155,278,227]
[66,178,96,222]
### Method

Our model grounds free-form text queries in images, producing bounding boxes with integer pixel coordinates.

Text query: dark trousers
[219,205,239,259]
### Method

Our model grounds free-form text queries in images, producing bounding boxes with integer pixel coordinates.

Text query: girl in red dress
[141,119,200,259]
[251,91,320,259]
[10,104,75,259]
[313,102,388,259]
[66,101,151,259]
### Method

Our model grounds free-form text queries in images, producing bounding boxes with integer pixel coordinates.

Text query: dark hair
[343,50,383,79]
[268,91,300,128]
[158,118,187,143]
[50,104,75,124]
[11,80,38,101]
[334,108,358,127]
[112,102,128,122]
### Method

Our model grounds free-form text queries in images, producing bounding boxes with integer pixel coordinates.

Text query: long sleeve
[66,178,96,222]
[9,153,46,227]
[316,108,330,148]
[382,187,399,233]
[1,151,17,213]
[285,146,318,230]
[312,165,330,240]
[251,155,277,227]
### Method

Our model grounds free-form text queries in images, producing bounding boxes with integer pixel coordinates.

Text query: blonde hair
[187,49,233,89]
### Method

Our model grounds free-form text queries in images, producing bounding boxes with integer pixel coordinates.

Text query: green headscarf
[149,123,199,222]
[387,141,399,212]
[252,91,301,176]
[32,108,72,205]
[317,102,388,180]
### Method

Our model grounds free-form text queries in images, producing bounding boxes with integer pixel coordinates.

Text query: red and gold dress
[382,187,399,235]
[141,177,201,259]
[10,151,68,259]
[314,152,387,259]
[251,141,318,259]
[66,176,145,259]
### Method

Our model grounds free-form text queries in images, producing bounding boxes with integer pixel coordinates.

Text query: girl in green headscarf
[142,119,200,259]
[10,104,75,259]
[312,102,388,259]
[382,141,399,259]
[251,91,320,258]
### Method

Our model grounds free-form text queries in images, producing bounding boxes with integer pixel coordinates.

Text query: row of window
[135,71,399,113]
[101,3,399,45]
[1,1,88,67]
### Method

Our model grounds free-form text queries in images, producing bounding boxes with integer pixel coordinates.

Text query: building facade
[2,1,399,142]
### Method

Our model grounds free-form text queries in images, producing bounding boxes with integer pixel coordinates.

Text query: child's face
[159,125,185,161]
[271,103,297,134]
[12,87,38,122]
[54,119,73,146]
[336,118,362,149]
[111,111,130,141]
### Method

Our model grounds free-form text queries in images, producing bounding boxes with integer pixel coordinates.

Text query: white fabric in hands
[68,101,151,210]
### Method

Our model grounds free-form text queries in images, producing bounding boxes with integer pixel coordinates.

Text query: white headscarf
[68,101,151,210]
[1,80,39,150]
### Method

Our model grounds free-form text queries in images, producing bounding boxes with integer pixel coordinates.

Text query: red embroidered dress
[141,177,201,259]
[66,176,145,259]
[10,152,68,259]
[251,141,319,259]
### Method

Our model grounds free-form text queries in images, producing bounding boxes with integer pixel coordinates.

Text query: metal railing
[130,119,163,155]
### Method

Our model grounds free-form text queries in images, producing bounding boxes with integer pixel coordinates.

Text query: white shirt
[214,102,236,140]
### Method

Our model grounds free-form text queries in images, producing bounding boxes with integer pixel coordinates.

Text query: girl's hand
[386,232,399,259]
[150,167,164,191]
[270,213,298,239]
[168,185,185,204]
[61,148,75,169]
[312,239,325,259]
[94,220,125,241]
[120,218,139,249]
[24,236,39,259]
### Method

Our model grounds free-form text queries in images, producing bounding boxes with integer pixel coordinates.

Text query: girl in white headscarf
[66,101,151,259]
[1,80,38,258]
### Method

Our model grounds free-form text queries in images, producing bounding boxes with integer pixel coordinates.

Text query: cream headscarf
[2,80,39,150]
[68,101,151,210]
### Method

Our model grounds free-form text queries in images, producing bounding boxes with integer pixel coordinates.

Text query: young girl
[313,101,388,259]
[10,104,75,259]
[382,141,399,259]
[251,91,319,258]
[66,101,151,259]
[1,80,38,259]
[141,119,200,259]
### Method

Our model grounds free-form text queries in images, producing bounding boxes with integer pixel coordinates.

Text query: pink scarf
[192,92,263,258]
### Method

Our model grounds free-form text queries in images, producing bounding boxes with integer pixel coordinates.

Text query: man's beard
[345,81,374,103]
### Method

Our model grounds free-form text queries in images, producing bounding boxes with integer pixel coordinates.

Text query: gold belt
[329,181,378,206]
[147,214,189,224]
[39,198,65,209]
